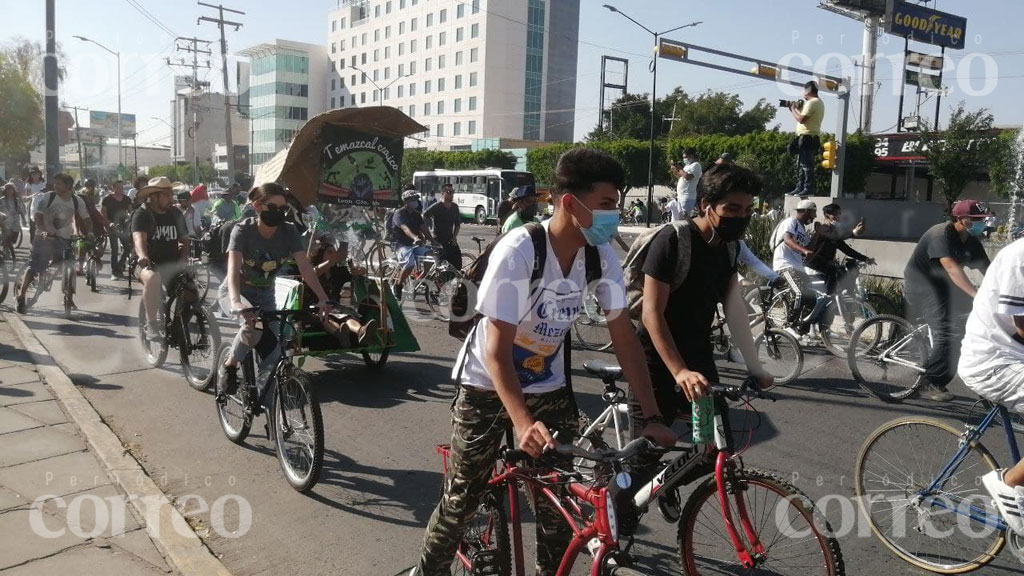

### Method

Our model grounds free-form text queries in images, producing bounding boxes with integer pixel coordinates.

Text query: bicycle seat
[583,360,623,381]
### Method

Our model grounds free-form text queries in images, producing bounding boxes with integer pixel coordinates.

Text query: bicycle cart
[251,106,428,367]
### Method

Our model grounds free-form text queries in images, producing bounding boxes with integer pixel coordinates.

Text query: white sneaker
[982,469,1024,535]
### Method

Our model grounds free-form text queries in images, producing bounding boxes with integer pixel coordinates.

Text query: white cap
[796,199,817,211]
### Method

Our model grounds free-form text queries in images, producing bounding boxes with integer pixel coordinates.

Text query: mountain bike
[215,305,325,492]
[76,234,106,292]
[585,363,843,575]
[17,236,79,317]
[437,435,656,576]
[137,265,221,390]
[855,399,1024,572]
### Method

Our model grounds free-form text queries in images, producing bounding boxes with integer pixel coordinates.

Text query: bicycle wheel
[572,293,613,352]
[754,328,804,385]
[180,305,222,391]
[271,369,324,492]
[86,258,98,292]
[216,346,252,444]
[194,264,211,302]
[62,262,74,317]
[679,467,844,576]
[854,418,1004,573]
[818,295,876,357]
[765,287,793,328]
[137,298,169,367]
[865,291,902,317]
[19,263,44,309]
[426,270,461,322]
[452,488,511,576]
[848,315,926,402]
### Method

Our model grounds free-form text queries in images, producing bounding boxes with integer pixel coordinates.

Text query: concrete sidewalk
[0,314,177,574]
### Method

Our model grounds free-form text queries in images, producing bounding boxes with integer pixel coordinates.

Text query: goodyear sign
[885,0,967,50]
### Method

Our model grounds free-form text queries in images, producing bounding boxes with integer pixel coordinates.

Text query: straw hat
[137,176,174,201]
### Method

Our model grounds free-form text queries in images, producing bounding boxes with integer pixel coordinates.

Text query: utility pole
[199,2,244,185]
[65,105,88,179]
[859,15,879,133]
[44,0,60,176]
[167,37,212,184]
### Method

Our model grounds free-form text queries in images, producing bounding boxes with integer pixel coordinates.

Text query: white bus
[412,169,537,224]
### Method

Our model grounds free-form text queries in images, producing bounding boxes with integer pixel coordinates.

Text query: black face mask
[712,211,751,242]
[519,204,539,221]
[260,207,286,227]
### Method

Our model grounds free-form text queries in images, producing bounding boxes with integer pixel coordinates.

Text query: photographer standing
[788,81,824,197]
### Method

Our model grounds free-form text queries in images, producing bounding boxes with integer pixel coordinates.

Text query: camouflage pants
[416,385,578,576]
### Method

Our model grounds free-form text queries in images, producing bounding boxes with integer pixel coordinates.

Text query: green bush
[743,213,782,269]
[860,275,906,317]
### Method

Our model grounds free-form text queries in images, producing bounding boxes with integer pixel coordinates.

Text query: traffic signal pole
[656,38,850,198]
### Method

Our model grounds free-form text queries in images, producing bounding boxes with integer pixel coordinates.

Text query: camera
[778,99,799,108]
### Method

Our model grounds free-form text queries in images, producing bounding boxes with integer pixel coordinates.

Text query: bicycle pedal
[468,549,506,576]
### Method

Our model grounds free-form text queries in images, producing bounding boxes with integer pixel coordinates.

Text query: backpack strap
[564,243,603,420]
[525,222,546,287]
[669,219,692,293]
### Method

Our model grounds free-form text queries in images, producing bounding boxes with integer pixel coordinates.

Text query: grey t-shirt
[227,218,304,288]
[34,192,91,240]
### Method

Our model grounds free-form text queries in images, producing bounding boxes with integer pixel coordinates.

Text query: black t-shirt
[904,222,989,301]
[423,201,460,243]
[392,207,424,247]
[131,206,188,266]
[101,194,134,226]
[638,223,734,382]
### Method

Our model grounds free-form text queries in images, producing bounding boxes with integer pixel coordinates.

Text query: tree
[4,37,68,96]
[988,129,1023,200]
[667,90,777,138]
[918,103,1000,209]
[587,93,657,142]
[0,53,44,162]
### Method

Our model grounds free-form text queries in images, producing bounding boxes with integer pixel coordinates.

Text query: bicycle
[854,399,1024,572]
[573,288,613,352]
[136,263,221,391]
[215,305,325,492]
[75,234,106,292]
[17,235,79,317]
[185,239,211,302]
[751,284,804,385]
[582,364,844,575]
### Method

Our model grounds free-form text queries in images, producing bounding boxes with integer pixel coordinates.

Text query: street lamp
[73,35,122,175]
[603,5,701,226]
[352,64,412,103]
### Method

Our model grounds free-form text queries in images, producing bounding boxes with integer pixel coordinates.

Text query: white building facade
[326,0,579,149]
[237,39,329,167]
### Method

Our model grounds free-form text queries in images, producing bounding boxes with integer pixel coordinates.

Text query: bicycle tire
[271,369,324,492]
[137,298,169,368]
[216,346,253,444]
[62,262,74,318]
[754,328,804,385]
[847,314,926,402]
[865,291,901,317]
[854,418,1003,573]
[181,305,222,391]
[818,295,875,357]
[452,488,511,576]
[87,258,98,292]
[18,262,43,309]
[679,467,844,576]
[572,293,613,352]
[426,270,461,322]
[0,263,8,305]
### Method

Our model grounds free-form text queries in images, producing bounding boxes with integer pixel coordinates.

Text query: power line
[123,0,178,38]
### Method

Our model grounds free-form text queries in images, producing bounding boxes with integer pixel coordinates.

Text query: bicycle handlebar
[709,376,775,403]
[503,437,655,467]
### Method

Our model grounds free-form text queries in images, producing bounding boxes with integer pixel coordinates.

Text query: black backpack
[382,208,398,244]
[448,222,601,340]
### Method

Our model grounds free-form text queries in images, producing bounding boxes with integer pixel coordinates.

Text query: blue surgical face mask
[968,220,986,237]
[575,198,620,246]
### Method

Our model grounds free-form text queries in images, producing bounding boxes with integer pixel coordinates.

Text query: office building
[237,39,329,167]
[169,76,249,174]
[326,0,580,148]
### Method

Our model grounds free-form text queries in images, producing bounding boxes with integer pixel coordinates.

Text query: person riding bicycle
[1,183,23,254]
[422,183,461,269]
[16,173,92,314]
[392,190,433,300]
[132,177,190,342]
[411,147,675,576]
[75,179,108,276]
[803,202,873,295]
[216,183,332,398]
[501,185,540,233]
[101,180,134,279]
[771,199,818,335]
[904,199,990,402]
[25,167,45,241]
[958,238,1024,535]
[209,183,243,226]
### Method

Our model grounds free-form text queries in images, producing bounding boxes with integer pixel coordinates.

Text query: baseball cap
[509,185,537,201]
[796,199,817,211]
[951,199,986,219]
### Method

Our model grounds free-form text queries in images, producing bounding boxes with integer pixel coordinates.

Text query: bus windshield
[501,171,535,197]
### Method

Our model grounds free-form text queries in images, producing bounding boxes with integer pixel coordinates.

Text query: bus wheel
[475,206,487,225]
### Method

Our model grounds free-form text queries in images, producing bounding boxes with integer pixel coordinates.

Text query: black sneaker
[16,295,26,314]
[221,365,240,396]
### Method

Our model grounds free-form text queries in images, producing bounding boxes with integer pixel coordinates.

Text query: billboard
[89,110,137,138]
[318,125,403,208]
[885,0,967,50]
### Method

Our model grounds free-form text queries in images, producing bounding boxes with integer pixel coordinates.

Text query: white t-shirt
[771,216,810,272]
[959,239,1024,379]
[34,192,91,240]
[453,221,626,394]
[676,161,702,209]
[666,199,682,222]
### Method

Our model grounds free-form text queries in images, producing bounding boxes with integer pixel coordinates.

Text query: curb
[4,311,234,576]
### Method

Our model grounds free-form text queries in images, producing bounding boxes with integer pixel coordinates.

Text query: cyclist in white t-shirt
[959,238,1024,535]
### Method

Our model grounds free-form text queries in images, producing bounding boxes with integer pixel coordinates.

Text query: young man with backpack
[411,148,676,576]
[623,164,774,514]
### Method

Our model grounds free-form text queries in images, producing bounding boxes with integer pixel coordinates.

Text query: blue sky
[5,0,1022,148]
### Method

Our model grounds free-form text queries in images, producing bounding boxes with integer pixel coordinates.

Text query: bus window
[416,175,440,198]
[486,176,501,201]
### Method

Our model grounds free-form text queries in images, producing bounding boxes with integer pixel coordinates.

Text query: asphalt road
[5,223,1022,576]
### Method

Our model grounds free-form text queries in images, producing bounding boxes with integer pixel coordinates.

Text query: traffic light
[751,64,779,79]
[657,41,688,62]
[821,140,838,171]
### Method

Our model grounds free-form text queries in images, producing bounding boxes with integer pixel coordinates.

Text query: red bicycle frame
[713,449,766,569]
